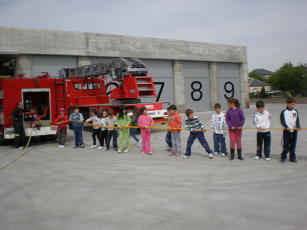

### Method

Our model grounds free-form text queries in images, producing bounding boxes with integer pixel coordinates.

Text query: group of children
[55,97,301,163]
[165,97,300,163]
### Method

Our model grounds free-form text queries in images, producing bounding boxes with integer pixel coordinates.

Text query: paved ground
[0,103,306,230]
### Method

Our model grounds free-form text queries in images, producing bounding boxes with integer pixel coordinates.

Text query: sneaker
[147,152,153,155]
[208,153,214,159]
[124,149,129,153]
[90,145,97,149]
[17,146,24,150]
[169,152,176,156]
[102,146,107,150]
[97,146,103,150]
[142,152,146,155]
[118,150,122,153]
[265,158,270,161]
[73,145,79,148]
[183,155,189,159]
[58,145,62,148]
[254,156,260,160]
[221,153,226,157]
[213,152,218,155]
[290,159,297,163]
[80,145,85,148]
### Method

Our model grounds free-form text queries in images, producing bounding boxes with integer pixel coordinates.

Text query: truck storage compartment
[22,89,51,122]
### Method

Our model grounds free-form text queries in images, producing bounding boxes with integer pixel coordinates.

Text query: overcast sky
[0,0,306,71]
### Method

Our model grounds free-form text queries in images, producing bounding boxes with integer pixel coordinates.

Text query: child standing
[55,108,68,148]
[86,109,102,149]
[165,106,172,152]
[99,110,109,150]
[106,110,118,151]
[168,105,182,156]
[69,107,85,148]
[138,107,154,155]
[130,107,140,146]
[226,98,245,160]
[253,101,272,161]
[115,107,131,153]
[280,97,301,163]
[184,109,213,159]
[211,103,228,157]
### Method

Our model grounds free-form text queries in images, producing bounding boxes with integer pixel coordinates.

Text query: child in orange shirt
[168,104,182,156]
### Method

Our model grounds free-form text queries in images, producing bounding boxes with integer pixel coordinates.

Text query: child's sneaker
[102,146,107,150]
[213,152,218,155]
[147,152,153,155]
[124,149,129,153]
[73,145,79,148]
[221,153,226,157]
[142,152,146,155]
[254,156,260,160]
[118,149,122,153]
[265,158,270,161]
[169,152,175,156]
[97,146,103,150]
[183,155,189,159]
[80,145,85,148]
[17,146,24,150]
[208,153,214,159]
[90,145,97,149]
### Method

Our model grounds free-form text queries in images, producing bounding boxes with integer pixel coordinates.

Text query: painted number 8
[191,81,203,101]
[224,81,234,99]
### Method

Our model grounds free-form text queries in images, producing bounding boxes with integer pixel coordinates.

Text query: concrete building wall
[0,27,249,110]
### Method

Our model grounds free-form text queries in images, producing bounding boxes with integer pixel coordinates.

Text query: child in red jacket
[55,108,68,148]
[168,104,182,156]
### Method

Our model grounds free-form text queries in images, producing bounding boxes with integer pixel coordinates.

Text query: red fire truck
[0,58,168,142]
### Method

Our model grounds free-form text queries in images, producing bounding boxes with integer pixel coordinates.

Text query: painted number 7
[154,82,165,102]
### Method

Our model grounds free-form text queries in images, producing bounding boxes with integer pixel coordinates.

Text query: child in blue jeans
[69,107,85,148]
[183,109,213,159]
[211,103,228,157]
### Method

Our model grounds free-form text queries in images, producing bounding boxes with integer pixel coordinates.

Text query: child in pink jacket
[138,107,154,155]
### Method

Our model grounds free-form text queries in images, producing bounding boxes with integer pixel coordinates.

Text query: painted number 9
[191,81,203,101]
[224,81,234,99]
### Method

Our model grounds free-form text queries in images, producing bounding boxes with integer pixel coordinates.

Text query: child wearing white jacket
[86,109,102,149]
[211,103,228,157]
[253,101,272,161]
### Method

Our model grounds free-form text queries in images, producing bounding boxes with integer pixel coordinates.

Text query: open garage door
[0,55,15,77]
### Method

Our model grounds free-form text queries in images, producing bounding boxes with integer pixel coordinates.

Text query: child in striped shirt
[183,109,213,159]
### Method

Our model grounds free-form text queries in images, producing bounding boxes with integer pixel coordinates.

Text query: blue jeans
[130,128,139,143]
[213,133,227,155]
[73,126,84,146]
[186,132,212,156]
[165,131,172,148]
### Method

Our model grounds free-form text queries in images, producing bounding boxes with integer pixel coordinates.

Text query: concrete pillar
[77,56,91,66]
[173,60,185,112]
[209,62,219,110]
[15,55,32,78]
[240,62,249,108]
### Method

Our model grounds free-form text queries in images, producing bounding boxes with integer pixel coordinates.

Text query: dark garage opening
[0,55,16,77]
